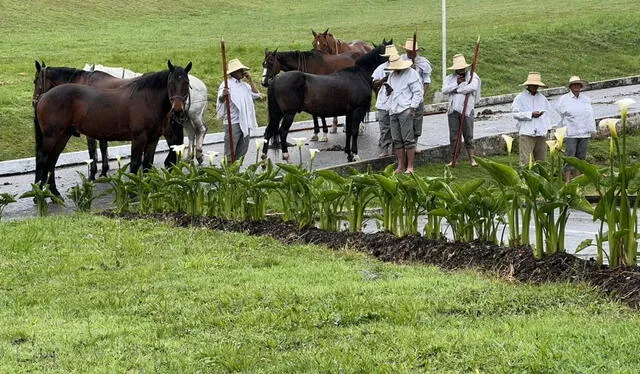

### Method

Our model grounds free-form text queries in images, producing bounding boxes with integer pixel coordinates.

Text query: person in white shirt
[442,53,481,167]
[554,76,596,182]
[385,54,424,173]
[372,45,398,158]
[217,58,262,160]
[512,72,551,165]
[399,38,432,140]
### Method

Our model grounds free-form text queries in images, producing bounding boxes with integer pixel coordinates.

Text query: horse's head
[311,28,335,54]
[32,60,53,106]
[261,49,280,87]
[167,60,192,113]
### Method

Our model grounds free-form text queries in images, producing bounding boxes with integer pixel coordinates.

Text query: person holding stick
[512,72,551,165]
[442,53,481,167]
[216,58,262,160]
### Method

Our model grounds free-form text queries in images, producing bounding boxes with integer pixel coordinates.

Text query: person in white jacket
[217,58,262,160]
[554,76,596,182]
[511,72,551,165]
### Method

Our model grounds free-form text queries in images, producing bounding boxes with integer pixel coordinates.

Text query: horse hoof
[320,135,329,142]
[282,152,289,160]
[196,156,204,165]
[261,153,267,161]
[358,123,365,135]
[310,134,319,141]
[353,154,361,162]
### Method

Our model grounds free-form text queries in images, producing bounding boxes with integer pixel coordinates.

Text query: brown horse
[33,60,191,196]
[311,29,373,55]
[260,47,364,140]
[32,61,132,180]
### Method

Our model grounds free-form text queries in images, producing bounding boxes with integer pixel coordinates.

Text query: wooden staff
[451,36,481,167]
[411,30,417,65]
[220,38,235,163]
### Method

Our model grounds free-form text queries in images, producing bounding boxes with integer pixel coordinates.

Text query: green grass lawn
[1,214,640,372]
[1,0,639,161]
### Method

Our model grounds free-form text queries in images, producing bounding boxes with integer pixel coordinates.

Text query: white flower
[170,144,186,156]
[546,140,558,153]
[83,159,94,165]
[291,137,307,148]
[309,148,320,161]
[554,126,567,149]
[255,138,266,150]
[615,98,636,112]
[206,151,219,164]
[501,134,514,154]
[116,154,122,163]
[599,118,619,138]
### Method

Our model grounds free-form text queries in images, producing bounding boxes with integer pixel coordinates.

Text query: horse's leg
[350,107,367,161]
[142,138,159,172]
[45,134,72,197]
[311,116,320,141]
[330,116,338,134]
[183,122,196,161]
[193,115,208,165]
[320,117,328,142]
[129,137,146,174]
[344,114,353,162]
[280,113,296,161]
[99,140,109,177]
[86,137,98,180]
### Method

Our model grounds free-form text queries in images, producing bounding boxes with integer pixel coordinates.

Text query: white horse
[84,64,209,164]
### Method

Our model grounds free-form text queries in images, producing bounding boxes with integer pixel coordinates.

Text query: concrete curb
[1,75,638,176]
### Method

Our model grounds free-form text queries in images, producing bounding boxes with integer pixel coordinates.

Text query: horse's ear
[388,38,393,45]
[274,48,278,54]
[167,60,175,71]
[90,64,95,72]
[35,60,41,72]
[42,61,46,68]
[185,62,192,74]
[323,28,329,35]
[312,29,317,37]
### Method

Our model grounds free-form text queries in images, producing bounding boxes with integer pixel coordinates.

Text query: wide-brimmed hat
[381,45,399,57]
[521,72,547,87]
[447,54,471,70]
[401,39,423,52]
[385,54,413,71]
[227,58,250,74]
[568,75,587,87]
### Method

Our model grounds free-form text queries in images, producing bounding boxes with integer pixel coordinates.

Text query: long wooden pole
[220,38,235,163]
[451,36,480,167]
[411,29,417,65]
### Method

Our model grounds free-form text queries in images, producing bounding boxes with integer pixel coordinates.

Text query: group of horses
[31,29,389,196]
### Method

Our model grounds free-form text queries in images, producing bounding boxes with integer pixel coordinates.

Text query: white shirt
[512,90,551,137]
[372,62,391,111]
[442,72,481,116]
[400,54,432,85]
[216,78,261,136]
[554,92,596,138]
[387,68,424,115]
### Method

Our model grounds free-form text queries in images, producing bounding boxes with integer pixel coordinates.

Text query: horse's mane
[46,66,87,82]
[276,50,324,63]
[340,44,386,73]
[127,69,171,90]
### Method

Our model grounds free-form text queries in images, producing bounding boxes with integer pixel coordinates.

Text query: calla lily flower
[170,144,186,157]
[546,140,558,153]
[599,118,618,138]
[615,98,636,113]
[529,152,534,169]
[207,151,219,165]
[554,126,567,149]
[83,159,94,165]
[255,138,266,151]
[309,148,320,161]
[291,137,307,149]
[501,134,514,154]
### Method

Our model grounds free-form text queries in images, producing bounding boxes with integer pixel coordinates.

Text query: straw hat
[381,45,399,57]
[521,72,547,87]
[385,54,413,71]
[447,54,471,70]
[401,39,423,52]
[568,75,587,87]
[227,58,250,74]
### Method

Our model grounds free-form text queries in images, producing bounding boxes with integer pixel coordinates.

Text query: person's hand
[222,87,229,97]
[456,75,466,84]
[532,111,544,118]
[243,71,253,81]
[384,83,393,96]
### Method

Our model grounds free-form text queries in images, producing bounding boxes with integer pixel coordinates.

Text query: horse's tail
[265,82,282,143]
[33,106,43,159]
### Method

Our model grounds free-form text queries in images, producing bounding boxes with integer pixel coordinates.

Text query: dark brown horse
[32,61,130,180]
[33,60,191,196]
[311,29,373,55]
[263,41,390,162]
[260,48,364,140]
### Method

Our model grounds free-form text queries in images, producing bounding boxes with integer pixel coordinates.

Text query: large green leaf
[475,157,520,187]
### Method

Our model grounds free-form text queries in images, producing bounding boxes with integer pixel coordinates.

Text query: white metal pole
[442,0,446,85]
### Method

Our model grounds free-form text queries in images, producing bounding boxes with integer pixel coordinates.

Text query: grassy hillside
[2,215,640,372]
[1,0,639,161]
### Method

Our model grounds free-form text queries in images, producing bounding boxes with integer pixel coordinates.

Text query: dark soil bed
[103,212,640,310]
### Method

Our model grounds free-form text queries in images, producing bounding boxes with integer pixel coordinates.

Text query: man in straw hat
[400,38,432,141]
[372,45,399,158]
[385,54,424,173]
[554,75,595,182]
[442,53,481,166]
[216,58,262,160]
[512,72,551,165]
